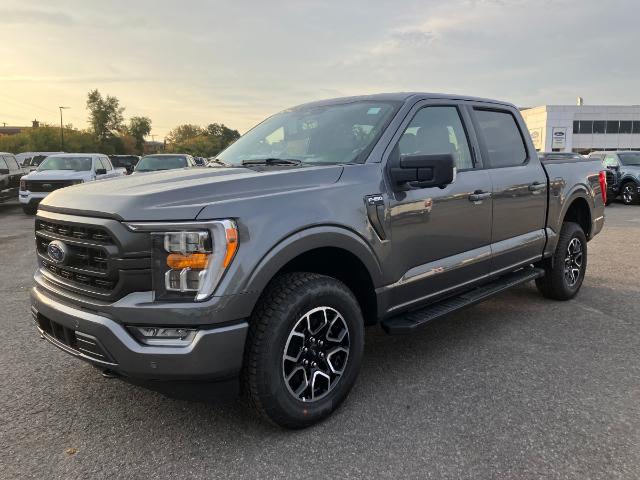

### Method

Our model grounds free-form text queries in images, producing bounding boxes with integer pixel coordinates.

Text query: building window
[578,120,593,134]
[606,120,619,134]
[593,121,606,134]
[573,121,580,134]
[633,121,640,134]
[619,121,632,134]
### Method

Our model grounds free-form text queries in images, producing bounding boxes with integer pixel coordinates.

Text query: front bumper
[19,190,48,205]
[30,285,248,382]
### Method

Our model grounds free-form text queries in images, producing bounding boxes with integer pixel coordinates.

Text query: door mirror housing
[95,168,107,175]
[0,168,9,175]
[389,153,456,190]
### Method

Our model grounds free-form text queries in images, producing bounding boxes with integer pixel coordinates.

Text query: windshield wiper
[241,158,302,166]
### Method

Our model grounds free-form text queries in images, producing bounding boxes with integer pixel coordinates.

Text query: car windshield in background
[217,101,400,166]
[136,156,187,171]
[110,156,139,168]
[38,156,92,171]
[619,152,640,166]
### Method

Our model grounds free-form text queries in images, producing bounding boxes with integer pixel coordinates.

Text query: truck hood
[39,165,344,221]
[23,170,90,180]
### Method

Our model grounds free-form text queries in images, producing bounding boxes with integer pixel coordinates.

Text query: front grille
[35,313,115,363]
[25,180,75,192]
[605,170,616,189]
[35,215,152,301]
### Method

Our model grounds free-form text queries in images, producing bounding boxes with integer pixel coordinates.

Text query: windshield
[619,152,640,166]
[38,156,92,171]
[217,101,400,166]
[136,156,187,171]
[110,156,139,168]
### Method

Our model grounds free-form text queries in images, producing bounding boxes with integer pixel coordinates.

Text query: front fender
[245,225,384,299]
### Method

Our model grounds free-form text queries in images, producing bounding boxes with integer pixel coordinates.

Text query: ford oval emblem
[47,240,68,265]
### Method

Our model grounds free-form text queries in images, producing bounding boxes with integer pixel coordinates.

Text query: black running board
[381,266,545,335]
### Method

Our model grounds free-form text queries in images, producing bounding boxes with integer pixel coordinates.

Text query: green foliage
[0,125,99,153]
[127,116,152,154]
[166,123,240,157]
[86,89,125,145]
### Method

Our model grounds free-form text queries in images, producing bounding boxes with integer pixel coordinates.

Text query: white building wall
[521,104,640,153]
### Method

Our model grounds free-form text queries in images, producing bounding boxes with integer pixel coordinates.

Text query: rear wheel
[536,221,587,300]
[621,181,639,205]
[243,272,364,429]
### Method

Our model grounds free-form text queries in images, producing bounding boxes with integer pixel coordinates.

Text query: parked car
[0,152,24,203]
[30,93,605,428]
[19,153,126,214]
[193,156,207,166]
[109,155,140,174]
[15,152,63,169]
[133,154,196,173]
[589,151,640,205]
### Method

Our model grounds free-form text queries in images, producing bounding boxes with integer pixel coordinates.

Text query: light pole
[59,106,69,151]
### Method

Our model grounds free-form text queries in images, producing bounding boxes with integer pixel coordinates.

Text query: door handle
[528,182,546,192]
[468,190,491,202]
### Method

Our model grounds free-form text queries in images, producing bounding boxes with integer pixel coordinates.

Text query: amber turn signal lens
[223,227,238,268]
[166,252,209,270]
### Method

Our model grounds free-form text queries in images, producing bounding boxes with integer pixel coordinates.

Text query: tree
[166,124,204,144]
[206,123,240,145]
[86,89,125,145]
[128,116,152,154]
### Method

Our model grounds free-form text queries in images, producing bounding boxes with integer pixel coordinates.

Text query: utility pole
[59,106,69,151]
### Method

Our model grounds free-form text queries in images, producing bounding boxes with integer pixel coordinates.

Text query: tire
[620,181,639,205]
[243,272,364,429]
[22,204,37,215]
[535,222,587,300]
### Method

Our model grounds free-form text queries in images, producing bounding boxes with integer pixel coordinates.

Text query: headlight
[20,179,26,190]
[124,220,238,301]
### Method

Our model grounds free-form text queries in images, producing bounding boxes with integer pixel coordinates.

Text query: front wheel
[621,182,639,205]
[535,222,587,300]
[243,272,364,428]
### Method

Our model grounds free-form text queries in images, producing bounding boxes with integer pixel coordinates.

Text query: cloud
[0,8,75,26]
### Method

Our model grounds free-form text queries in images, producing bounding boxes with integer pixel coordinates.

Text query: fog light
[128,326,197,346]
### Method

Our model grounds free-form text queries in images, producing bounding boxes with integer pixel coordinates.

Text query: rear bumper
[30,285,248,382]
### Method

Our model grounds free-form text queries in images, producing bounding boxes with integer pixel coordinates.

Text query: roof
[47,153,103,157]
[288,92,515,111]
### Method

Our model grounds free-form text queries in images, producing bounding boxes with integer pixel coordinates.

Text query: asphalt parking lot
[1,201,639,479]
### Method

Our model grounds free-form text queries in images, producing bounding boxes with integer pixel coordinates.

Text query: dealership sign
[552,127,567,149]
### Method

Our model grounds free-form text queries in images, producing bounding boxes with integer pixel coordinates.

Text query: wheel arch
[245,226,384,325]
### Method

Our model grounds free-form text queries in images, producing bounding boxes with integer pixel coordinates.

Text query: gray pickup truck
[31,93,606,428]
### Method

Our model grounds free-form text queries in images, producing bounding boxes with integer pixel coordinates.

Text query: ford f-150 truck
[30,93,606,428]
[19,153,126,214]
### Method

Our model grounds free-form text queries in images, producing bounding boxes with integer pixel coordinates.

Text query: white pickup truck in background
[19,153,126,214]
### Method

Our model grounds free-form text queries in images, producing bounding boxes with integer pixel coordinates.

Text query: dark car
[133,154,196,173]
[589,151,640,205]
[0,152,23,203]
[109,155,140,174]
[32,93,606,428]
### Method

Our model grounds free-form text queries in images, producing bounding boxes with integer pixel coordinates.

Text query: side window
[474,109,527,168]
[0,157,8,171]
[102,157,113,170]
[95,158,105,171]
[4,155,20,170]
[397,106,473,170]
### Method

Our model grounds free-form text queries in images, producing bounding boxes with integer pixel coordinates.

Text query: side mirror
[608,165,620,171]
[0,168,9,175]
[389,153,456,190]
[95,168,107,175]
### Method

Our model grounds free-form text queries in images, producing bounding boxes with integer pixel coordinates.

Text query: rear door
[384,100,493,311]
[469,105,547,274]
[4,155,23,193]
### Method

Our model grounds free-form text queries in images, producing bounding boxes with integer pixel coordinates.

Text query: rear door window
[474,109,528,168]
[4,155,20,171]
[0,157,8,171]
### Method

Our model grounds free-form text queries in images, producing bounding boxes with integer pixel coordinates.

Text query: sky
[1,0,639,140]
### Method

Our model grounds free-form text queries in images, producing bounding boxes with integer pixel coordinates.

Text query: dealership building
[520,100,640,154]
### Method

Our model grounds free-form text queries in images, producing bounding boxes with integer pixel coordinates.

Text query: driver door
[384,101,493,312]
